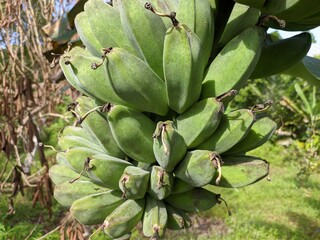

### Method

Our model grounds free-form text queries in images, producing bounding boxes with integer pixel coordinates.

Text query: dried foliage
[0,0,78,216]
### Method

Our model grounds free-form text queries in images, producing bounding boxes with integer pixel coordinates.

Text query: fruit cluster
[49,0,316,239]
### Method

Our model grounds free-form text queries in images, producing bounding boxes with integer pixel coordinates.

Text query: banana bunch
[49,0,317,238]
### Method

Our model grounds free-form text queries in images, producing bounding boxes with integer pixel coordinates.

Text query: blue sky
[276,27,320,57]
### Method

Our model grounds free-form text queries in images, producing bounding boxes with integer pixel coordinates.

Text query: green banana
[70,190,125,225]
[210,156,270,188]
[49,164,88,185]
[58,135,104,153]
[65,147,103,175]
[170,178,194,195]
[60,126,89,139]
[56,152,70,167]
[198,109,255,154]
[219,4,260,48]
[76,96,127,158]
[250,32,312,79]
[260,0,320,22]
[148,8,204,113]
[74,11,103,57]
[175,94,234,148]
[84,0,136,54]
[234,0,265,8]
[153,121,187,172]
[118,0,166,79]
[61,47,129,105]
[119,166,150,199]
[282,57,320,88]
[202,26,264,99]
[107,105,157,164]
[54,180,108,207]
[164,188,220,212]
[264,20,319,31]
[103,47,169,116]
[148,165,173,200]
[104,198,145,239]
[176,0,214,63]
[59,54,94,98]
[298,9,320,25]
[143,196,168,238]
[166,204,192,230]
[225,116,277,155]
[174,150,222,187]
[86,156,132,190]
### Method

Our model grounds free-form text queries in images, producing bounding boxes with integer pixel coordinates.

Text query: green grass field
[1,142,319,240]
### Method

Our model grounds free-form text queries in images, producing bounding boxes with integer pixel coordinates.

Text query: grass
[1,142,319,239]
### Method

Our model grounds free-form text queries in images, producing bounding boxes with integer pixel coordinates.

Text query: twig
[35,225,62,240]
[24,215,42,240]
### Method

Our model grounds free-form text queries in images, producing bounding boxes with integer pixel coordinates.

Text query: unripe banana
[74,11,103,57]
[104,47,169,116]
[153,121,187,172]
[107,105,157,164]
[166,204,192,230]
[219,4,260,48]
[175,94,235,148]
[70,190,125,225]
[164,188,220,212]
[59,54,93,98]
[153,10,204,113]
[76,96,126,158]
[65,147,103,175]
[174,150,222,187]
[60,47,129,105]
[104,198,145,239]
[210,156,270,188]
[282,56,320,88]
[60,126,89,139]
[176,0,214,63]
[234,0,265,8]
[49,164,88,185]
[198,109,255,154]
[170,178,194,195]
[260,0,320,22]
[56,152,70,166]
[202,26,264,99]
[54,180,108,207]
[264,21,319,32]
[250,32,312,79]
[226,116,277,155]
[148,165,173,200]
[84,0,136,54]
[119,166,150,199]
[87,156,132,190]
[118,0,166,79]
[58,135,104,153]
[143,195,168,238]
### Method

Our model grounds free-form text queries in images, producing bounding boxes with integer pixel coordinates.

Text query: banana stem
[217,195,232,216]
[250,100,273,113]
[216,89,238,102]
[69,157,92,184]
[77,106,102,124]
[258,15,286,28]
[144,2,179,26]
